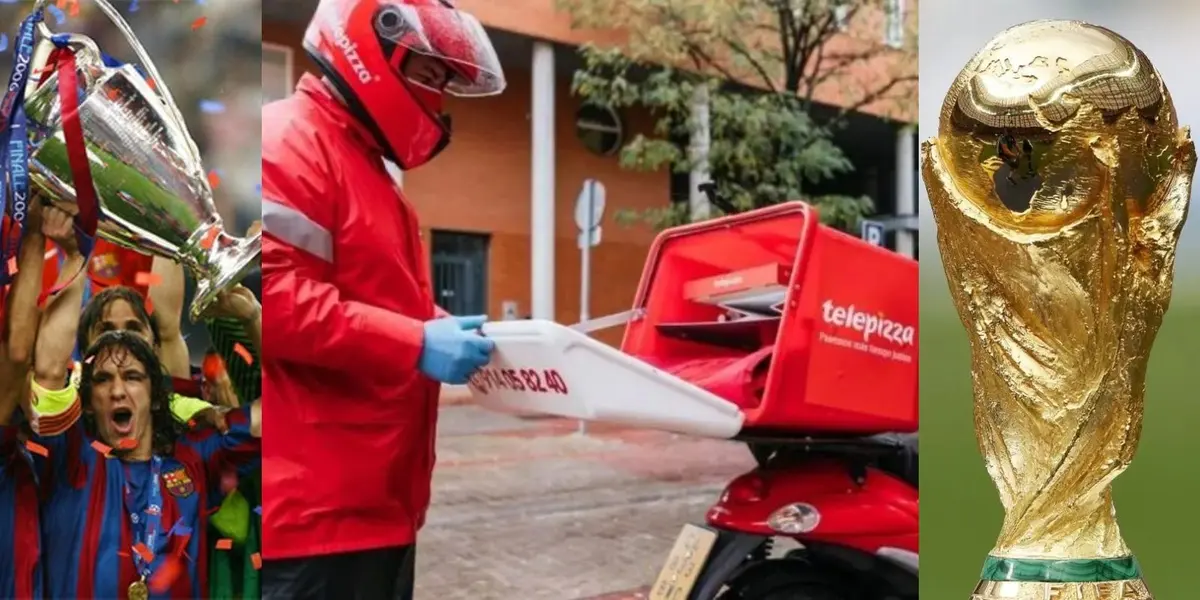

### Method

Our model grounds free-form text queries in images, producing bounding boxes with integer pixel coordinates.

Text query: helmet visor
[377,4,506,97]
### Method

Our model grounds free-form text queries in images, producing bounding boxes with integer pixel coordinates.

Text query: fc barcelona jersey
[34,407,259,599]
[0,426,40,600]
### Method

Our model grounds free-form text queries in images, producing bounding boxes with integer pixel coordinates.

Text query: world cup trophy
[4,0,260,321]
[922,20,1195,600]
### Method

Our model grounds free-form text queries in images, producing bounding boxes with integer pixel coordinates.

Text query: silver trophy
[18,0,259,321]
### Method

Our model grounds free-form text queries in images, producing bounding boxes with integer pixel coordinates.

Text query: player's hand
[40,200,79,255]
[191,406,231,434]
[204,369,240,409]
[200,284,261,324]
[418,315,495,384]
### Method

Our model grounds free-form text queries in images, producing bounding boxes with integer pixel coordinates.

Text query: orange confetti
[191,17,207,30]
[250,553,262,570]
[134,271,162,287]
[90,441,112,457]
[116,438,138,450]
[207,171,221,189]
[149,556,183,593]
[133,542,154,563]
[146,78,156,91]
[203,353,226,380]
[215,538,233,551]
[24,441,48,457]
[200,228,220,250]
[187,419,196,428]
[68,2,80,17]
[233,343,253,365]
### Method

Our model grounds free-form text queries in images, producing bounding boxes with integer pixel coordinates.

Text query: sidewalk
[414,404,755,600]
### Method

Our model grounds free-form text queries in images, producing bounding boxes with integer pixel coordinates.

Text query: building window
[430,231,490,316]
[884,0,905,49]
[575,104,625,157]
[262,42,294,105]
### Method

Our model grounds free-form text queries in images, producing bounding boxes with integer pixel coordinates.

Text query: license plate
[648,524,719,600]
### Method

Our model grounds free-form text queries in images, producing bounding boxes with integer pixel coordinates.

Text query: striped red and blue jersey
[0,425,41,600]
[34,406,259,599]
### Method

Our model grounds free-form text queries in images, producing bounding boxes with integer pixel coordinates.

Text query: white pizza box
[469,319,745,439]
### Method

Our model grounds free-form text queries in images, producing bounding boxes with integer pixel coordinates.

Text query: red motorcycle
[469,202,918,600]
[675,433,918,600]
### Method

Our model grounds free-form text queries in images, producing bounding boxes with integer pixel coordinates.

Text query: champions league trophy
[923,21,1195,600]
[14,0,260,321]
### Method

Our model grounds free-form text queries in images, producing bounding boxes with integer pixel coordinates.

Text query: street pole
[578,181,594,435]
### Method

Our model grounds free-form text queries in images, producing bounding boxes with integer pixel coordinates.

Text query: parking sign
[861,220,885,247]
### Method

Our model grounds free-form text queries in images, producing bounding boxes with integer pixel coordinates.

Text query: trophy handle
[30,0,203,167]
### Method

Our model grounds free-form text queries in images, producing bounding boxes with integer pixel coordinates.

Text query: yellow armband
[28,379,83,436]
[170,394,214,423]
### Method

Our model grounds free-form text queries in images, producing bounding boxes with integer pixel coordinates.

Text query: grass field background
[920,269,1200,597]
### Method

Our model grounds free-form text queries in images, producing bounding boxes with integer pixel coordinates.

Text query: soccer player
[29,203,251,436]
[260,0,505,596]
[0,200,49,600]
[33,329,262,598]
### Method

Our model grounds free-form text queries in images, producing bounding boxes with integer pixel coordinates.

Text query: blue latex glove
[418,315,496,384]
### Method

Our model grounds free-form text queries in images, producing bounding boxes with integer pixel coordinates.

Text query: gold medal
[128,578,150,600]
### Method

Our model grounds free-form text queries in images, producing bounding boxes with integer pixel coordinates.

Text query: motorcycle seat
[865,432,918,488]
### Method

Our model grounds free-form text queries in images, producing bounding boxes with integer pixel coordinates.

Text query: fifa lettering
[332,23,373,84]
[821,300,915,346]
[469,367,570,396]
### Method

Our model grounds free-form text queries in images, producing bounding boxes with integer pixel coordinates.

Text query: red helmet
[304,0,506,169]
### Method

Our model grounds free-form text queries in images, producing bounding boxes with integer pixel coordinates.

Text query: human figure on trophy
[258,0,507,598]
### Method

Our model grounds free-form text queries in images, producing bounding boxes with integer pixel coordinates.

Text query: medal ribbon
[0,10,44,293]
[123,455,164,584]
[31,34,101,306]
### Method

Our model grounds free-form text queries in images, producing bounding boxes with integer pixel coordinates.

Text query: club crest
[162,467,195,498]
[89,252,121,282]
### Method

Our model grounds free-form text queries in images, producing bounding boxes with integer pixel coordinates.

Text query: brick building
[261,0,918,343]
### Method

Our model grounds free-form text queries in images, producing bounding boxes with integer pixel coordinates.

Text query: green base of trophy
[971,556,1151,599]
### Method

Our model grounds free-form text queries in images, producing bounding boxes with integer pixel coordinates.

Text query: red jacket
[260,74,440,559]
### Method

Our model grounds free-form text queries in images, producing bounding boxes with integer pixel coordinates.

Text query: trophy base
[189,227,262,322]
[971,579,1151,599]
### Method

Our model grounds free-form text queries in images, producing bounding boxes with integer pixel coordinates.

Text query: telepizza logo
[821,300,915,347]
[332,22,375,84]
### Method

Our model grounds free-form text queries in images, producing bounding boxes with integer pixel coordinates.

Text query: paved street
[415,404,756,600]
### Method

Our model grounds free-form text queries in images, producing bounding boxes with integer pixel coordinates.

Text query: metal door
[431,231,489,316]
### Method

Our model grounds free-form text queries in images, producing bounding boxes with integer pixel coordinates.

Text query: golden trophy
[923,20,1195,600]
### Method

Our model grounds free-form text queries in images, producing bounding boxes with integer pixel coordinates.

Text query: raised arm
[32,202,84,390]
[148,255,192,379]
[1,204,48,425]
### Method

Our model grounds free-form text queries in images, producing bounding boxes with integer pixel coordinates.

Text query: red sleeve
[259,142,425,375]
[186,406,259,472]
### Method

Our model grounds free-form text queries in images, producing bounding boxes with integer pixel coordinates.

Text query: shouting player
[260,0,506,596]
[28,202,239,439]
[32,323,263,597]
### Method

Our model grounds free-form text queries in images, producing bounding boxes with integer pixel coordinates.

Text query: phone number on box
[469,367,569,395]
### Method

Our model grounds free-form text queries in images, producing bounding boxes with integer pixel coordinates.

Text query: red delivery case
[620,201,918,435]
